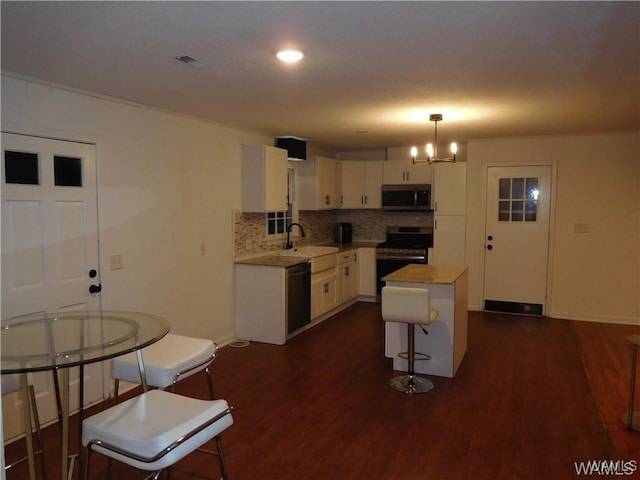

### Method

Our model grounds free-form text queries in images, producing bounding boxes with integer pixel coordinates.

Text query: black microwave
[381,184,432,211]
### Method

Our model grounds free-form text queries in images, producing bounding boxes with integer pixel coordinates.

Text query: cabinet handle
[325,195,330,205]
[361,195,364,205]
[364,195,368,205]
[323,283,329,293]
[345,266,350,277]
[435,201,438,212]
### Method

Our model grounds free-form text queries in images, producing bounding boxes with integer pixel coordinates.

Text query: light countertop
[234,242,380,267]
[382,264,468,285]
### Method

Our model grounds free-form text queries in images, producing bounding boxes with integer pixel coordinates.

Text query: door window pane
[497,176,539,222]
[54,156,83,187]
[512,178,524,199]
[5,150,39,185]
[499,178,510,199]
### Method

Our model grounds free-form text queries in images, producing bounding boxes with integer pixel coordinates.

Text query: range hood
[275,136,306,161]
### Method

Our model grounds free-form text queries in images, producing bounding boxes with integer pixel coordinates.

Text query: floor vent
[484,300,543,316]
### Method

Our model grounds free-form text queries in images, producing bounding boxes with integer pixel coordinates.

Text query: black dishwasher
[286,262,311,335]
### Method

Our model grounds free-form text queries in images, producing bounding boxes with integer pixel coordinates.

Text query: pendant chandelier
[411,114,457,164]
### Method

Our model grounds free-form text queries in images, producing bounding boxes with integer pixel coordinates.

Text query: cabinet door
[264,147,289,211]
[318,156,341,209]
[363,161,383,208]
[433,215,466,265]
[241,145,288,212]
[341,161,365,208]
[382,159,408,184]
[357,248,377,296]
[433,163,467,215]
[406,161,432,184]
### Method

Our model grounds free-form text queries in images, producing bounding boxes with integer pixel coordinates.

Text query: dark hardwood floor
[5,303,640,479]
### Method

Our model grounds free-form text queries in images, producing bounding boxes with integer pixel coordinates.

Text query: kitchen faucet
[285,223,306,249]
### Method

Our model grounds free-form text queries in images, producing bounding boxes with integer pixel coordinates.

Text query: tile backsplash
[234,209,433,258]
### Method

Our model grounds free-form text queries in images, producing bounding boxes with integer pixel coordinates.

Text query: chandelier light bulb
[450,142,458,154]
[410,146,418,159]
[426,143,434,159]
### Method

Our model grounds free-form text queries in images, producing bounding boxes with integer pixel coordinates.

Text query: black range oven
[376,226,433,300]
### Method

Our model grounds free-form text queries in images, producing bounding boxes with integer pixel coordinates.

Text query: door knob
[487,245,493,250]
[89,283,102,294]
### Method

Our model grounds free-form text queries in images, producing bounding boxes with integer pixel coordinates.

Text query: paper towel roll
[381,286,438,325]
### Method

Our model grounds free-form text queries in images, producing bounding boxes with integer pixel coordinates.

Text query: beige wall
[3,74,638,333]
[467,133,639,324]
[2,74,271,345]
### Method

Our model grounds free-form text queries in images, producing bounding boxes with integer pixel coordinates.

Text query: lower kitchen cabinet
[235,264,287,345]
[357,248,377,298]
[337,251,357,304]
[311,267,338,318]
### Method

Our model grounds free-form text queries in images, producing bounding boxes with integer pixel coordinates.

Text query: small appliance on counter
[334,223,353,244]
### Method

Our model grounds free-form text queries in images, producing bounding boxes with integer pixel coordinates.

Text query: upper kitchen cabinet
[382,158,432,185]
[297,156,341,210]
[433,162,467,215]
[341,160,383,209]
[241,145,288,212]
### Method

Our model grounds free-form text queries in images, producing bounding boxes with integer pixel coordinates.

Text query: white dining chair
[111,333,217,401]
[2,374,48,479]
[82,389,234,479]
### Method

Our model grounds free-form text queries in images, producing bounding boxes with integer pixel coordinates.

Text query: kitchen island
[383,264,468,378]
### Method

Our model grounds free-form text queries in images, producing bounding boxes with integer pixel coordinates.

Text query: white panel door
[483,165,552,315]
[2,132,102,441]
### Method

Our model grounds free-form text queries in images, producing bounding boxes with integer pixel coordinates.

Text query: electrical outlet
[110,254,123,270]
[573,223,590,234]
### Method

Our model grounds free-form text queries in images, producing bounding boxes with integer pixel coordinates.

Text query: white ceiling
[1,1,639,153]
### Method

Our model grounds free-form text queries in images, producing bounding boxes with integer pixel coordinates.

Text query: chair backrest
[382,286,435,325]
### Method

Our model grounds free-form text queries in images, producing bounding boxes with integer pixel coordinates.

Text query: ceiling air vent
[275,137,306,161]
[175,55,208,69]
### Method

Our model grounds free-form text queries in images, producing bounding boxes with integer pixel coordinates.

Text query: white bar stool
[382,286,439,394]
[111,333,217,401]
[2,374,48,479]
[82,389,234,479]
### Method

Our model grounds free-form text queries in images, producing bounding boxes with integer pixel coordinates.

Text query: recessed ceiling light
[276,50,304,64]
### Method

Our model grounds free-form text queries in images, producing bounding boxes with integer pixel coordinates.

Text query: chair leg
[205,367,215,399]
[113,379,120,403]
[216,435,229,480]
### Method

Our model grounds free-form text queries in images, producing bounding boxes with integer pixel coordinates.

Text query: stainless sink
[280,245,339,258]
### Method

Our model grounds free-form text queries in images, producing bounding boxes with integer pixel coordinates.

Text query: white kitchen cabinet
[382,158,432,185]
[241,145,288,212]
[336,251,357,304]
[234,264,287,345]
[433,215,466,265]
[297,155,341,210]
[432,162,467,265]
[311,267,338,318]
[433,162,467,215]
[341,161,383,209]
[357,248,377,297]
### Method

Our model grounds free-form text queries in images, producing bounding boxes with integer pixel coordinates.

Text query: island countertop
[382,264,468,285]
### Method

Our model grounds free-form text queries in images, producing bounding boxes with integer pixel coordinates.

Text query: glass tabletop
[1,310,170,373]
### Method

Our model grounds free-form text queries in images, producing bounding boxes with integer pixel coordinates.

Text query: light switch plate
[110,254,123,270]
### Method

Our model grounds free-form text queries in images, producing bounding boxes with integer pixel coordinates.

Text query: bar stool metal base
[389,374,434,394]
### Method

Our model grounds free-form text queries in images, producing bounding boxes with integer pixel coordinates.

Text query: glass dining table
[1,310,170,480]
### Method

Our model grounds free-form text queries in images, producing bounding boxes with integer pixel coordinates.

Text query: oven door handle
[376,254,426,261]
